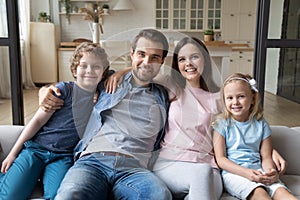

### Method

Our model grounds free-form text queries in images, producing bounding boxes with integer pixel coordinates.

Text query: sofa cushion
[271,126,300,176]
[1,125,300,199]
[280,175,300,197]
[0,125,24,162]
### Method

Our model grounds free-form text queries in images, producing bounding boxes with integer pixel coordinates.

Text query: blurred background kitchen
[1,0,300,126]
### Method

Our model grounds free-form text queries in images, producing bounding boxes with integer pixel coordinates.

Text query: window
[155,0,221,31]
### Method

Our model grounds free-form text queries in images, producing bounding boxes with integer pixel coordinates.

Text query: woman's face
[177,43,204,86]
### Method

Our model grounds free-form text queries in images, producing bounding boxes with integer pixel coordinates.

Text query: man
[40,29,172,200]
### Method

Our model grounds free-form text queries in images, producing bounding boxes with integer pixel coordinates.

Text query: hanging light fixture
[113,0,135,10]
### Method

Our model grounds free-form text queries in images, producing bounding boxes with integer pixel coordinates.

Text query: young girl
[212,73,297,199]
[0,42,109,200]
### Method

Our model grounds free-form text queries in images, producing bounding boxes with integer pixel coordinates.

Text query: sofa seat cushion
[281,175,300,198]
[220,192,239,199]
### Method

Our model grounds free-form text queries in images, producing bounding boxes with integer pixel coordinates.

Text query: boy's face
[74,52,105,92]
[130,37,165,86]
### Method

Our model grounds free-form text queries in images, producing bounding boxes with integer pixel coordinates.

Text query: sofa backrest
[271,125,300,176]
[1,125,299,176]
[0,125,24,163]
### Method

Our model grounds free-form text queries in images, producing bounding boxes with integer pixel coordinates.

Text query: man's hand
[39,85,64,112]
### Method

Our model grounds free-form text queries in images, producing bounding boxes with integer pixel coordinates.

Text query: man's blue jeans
[55,153,172,200]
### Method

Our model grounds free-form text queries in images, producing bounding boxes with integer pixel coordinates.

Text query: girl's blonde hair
[70,42,110,79]
[220,72,263,121]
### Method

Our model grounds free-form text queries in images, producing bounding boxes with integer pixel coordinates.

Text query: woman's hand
[39,84,64,112]
[104,72,123,94]
[272,149,287,175]
[104,67,132,94]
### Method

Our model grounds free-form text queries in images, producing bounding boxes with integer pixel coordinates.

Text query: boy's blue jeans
[0,141,73,200]
[55,153,172,200]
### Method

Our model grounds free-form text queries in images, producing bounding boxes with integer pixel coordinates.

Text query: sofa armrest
[0,125,24,163]
[271,126,300,176]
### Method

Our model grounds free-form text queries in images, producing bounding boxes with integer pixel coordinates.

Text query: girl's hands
[261,168,279,185]
[245,168,265,182]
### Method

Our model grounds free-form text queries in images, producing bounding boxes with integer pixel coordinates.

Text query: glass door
[277,0,300,103]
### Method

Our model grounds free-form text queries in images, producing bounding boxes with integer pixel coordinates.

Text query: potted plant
[204,28,214,42]
[38,12,47,22]
[102,4,109,15]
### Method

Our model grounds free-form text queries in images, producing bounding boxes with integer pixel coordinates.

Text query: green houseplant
[204,28,214,42]
[38,12,47,22]
[102,4,109,15]
[102,4,109,9]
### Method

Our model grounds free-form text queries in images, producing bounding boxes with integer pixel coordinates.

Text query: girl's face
[223,80,254,122]
[74,52,105,92]
[177,43,204,87]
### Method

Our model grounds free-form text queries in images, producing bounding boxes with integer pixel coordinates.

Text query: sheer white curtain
[19,0,35,89]
[0,0,10,98]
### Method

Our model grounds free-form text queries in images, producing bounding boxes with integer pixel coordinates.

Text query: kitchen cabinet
[155,0,221,31]
[222,0,256,14]
[221,0,256,77]
[228,50,254,77]
[221,0,257,43]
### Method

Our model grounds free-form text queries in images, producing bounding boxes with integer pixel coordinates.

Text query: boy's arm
[260,136,279,184]
[1,108,53,173]
[39,84,64,112]
[213,131,264,182]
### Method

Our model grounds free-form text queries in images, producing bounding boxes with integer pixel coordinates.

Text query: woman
[152,37,223,200]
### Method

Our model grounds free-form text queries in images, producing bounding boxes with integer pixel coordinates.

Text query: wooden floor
[1,89,300,127]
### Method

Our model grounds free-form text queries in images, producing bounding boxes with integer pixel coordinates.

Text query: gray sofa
[0,125,300,199]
